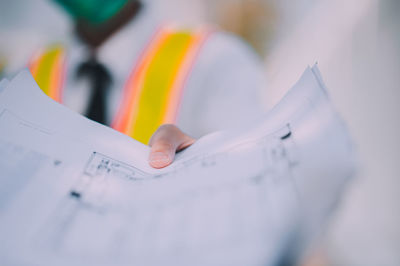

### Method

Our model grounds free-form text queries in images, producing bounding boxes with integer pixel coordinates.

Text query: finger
[148,124,195,168]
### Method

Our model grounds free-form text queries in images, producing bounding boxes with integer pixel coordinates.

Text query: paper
[0,66,355,266]
[0,78,9,94]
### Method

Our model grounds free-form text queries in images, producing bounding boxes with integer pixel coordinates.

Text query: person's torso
[29,21,214,144]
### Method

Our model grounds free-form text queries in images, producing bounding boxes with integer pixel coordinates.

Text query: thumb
[148,124,195,169]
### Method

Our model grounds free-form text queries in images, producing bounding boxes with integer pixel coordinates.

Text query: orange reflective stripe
[112,26,212,144]
[29,45,66,103]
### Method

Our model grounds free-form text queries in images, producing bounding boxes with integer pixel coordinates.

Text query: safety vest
[28,25,212,144]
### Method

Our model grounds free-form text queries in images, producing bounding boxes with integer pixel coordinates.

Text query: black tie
[76,56,112,125]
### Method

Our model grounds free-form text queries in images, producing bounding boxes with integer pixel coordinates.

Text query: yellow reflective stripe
[29,45,65,102]
[112,27,211,144]
[129,31,194,143]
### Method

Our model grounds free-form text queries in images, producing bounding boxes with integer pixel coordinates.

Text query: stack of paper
[0,65,355,266]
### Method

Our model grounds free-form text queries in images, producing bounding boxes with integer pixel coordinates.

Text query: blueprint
[0,66,355,266]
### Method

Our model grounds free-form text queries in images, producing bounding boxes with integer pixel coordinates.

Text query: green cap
[54,0,130,25]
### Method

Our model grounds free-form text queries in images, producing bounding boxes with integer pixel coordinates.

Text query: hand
[148,124,195,169]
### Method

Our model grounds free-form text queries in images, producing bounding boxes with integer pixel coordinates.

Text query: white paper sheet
[0,66,355,266]
[0,78,9,94]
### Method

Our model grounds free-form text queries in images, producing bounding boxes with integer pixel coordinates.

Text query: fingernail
[149,152,172,168]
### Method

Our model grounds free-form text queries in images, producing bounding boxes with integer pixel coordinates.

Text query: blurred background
[0,0,399,265]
